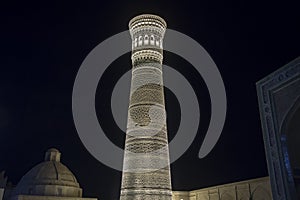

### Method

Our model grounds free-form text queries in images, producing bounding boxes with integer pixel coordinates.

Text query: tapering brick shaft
[120,14,172,200]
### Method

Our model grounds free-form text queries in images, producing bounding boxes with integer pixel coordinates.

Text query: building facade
[257,56,300,200]
[172,177,272,200]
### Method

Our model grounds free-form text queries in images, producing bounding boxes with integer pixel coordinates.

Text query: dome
[13,148,83,197]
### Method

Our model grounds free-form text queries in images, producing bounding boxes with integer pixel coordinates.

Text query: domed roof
[14,148,82,197]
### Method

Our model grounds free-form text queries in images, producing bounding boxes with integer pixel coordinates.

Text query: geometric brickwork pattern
[120,14,172,200]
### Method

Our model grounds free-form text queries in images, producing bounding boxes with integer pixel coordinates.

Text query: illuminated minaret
[120,14,172,200]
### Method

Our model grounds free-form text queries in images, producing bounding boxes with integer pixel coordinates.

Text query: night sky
[1,0,299,199]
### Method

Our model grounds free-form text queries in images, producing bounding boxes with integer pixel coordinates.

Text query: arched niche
[251,186,272,200]
[221,192,234,200]
[281,96,300,199]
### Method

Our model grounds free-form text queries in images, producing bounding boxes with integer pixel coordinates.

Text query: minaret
[120,14,172,199]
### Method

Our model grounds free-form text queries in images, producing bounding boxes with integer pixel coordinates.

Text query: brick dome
[13,148,82,197]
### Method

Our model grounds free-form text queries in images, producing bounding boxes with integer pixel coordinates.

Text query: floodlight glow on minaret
[120,14,172,200]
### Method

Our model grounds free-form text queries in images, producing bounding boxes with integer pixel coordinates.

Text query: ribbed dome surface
[17,161,79,188]
[14,149,82,197]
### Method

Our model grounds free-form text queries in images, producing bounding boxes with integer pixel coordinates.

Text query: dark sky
[0,0,299,199]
